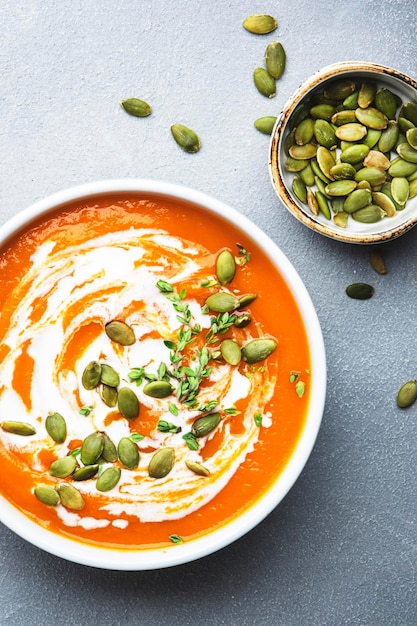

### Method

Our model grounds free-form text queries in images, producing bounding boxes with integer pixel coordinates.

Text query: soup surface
[0,193,311,549]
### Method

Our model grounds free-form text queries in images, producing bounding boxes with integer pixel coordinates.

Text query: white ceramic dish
[269,62,417,244]
[0,179,326,570]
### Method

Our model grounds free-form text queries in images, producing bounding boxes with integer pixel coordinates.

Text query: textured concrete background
[0,1,416,625]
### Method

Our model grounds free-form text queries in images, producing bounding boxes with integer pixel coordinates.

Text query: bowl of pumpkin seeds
[269,61,417,243]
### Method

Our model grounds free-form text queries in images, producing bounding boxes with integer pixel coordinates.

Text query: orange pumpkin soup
[0,193,310,549]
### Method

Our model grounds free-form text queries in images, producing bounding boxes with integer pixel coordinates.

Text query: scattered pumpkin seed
[143,380,174,398]
[216,249,236,285]
[253,67,276,98]
[34,485,60,507]
[264,41,286,79]
[254,116,277,135]
[120,98,152,117]
[242,338,277,363]
[118,436,139,469]
[117,386,140,420]
[205,292,239,312]
[80,431,105,466]
[345,283,374,300]
[82,360,102,390]
[45,412,67,444]
[0,420,36,436]
[220,339,242,365]
[100,383,118,408]
[396,380,417,408]
[96,466,122,491]
[49,455,77,478]
[148,447,175,479]
[185,459,210,477]
[101,432,118,463]
[171,124,201,153]
[72,464,99,481]
[191,412,221,438]
[58,483,85,510]
[369,249,388,275]
[243,14,277,34]
[100,363,120,388]
[105,320,136,346]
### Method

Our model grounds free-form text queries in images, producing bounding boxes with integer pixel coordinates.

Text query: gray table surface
[1,1,416,625]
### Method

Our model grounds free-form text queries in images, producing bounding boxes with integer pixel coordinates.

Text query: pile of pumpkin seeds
[284,79,417,227]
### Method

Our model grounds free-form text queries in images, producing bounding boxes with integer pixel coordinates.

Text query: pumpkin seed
[295,118,315,145]
[171,124,201,153]
[148,447,175,479]
[118,436,140,469]
[391,177,409,206]
[335,123,367,142]
[243,14,277,34]
[397,380,417,408]
[307,188,319,215]
[363,128,382,148]
[325,180,357,197]
[234,313,252,329]
[72,464,99,481]
[331,109,357,126]
[409,178,417,199]
[346,283,374,300]
[220,339,242,365]
[316,191,331,219]
[191,413,221,438]
[333,212,349,228]
[324,80,356,100]
[285,156,309,172]
[34,485,60,507]
[205,292,239,312]
[253,67,276,98]
[343,188,372,214]
[369,249,388,275]
[354,167,386,187]
[96,466,122,491]
[120,98,151,117]
[58,483,85,510]
[289,143,317,160]
[292,176,307,203]
[101,432,118,463]
[105,320,136,346]
[313,119,337,148]
[1,421,36,436]
[363,150,390,170]
[329,162,356,180]
[377,120,399,153]
[355,106,387,130]
[310,104,335,121]
[45,412,67,444]
[316,146,335,180]
[241,338,277,364]
[401,102,417,126]
[49,455,77,478]
[143,380,173,398]
[374,88,398,120]
[185,460,210,477]
[254,116,277,135]
[406,127,417,150]
[351,205,385,223]
[264,41,286,79]
[100,363,120,388]
[388,157,417,178]
[397,142,417,164]
[216,249,236,285]
[80,432,104,466]
[372,191,396,217]
[118,386,140,420]
[340,143,370,164]
[357,82,376,109]
[99,383,118,407]
[82,360,102,390]
[238,293,257,308]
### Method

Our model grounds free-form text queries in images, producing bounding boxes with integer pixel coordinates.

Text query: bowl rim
[0,178,326,570]
[269,61,417,244]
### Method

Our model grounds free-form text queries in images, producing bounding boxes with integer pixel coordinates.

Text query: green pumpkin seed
[331,109,357,126]
[82,360,102,390]
[34,485,60,507]
[311,158,331,183]
[398,116,415,133]
[143,380,173,398]
[264,41,286,79]
[343,90,359,110]
[45,412,67,444]
[333,212,349,228]
[357,82,376,109]
[81,432,104,466]
[96,466,122,491]
[354,167,386,187]
[355,107,388,130]
[241,338,277,364]
[346,282,374,299]
[289,143,317,160]
[316,191,331,219]
[171,124,201,153]
[397,142,417,164]
[118,436,140,469]
[72,464,99,481]
[294,118,314,145]
[363,150,390,170]
[292,176,307,203]
[324,180,357,197]
[0,420,36,436]
[369,249,388,275]
[254,116,277,135]
[49,455,77,478]
[329,162,357,180]
[406,127,417,150]
[253,67,276,98]
[374,88,398,120]
[234,314,252,329]
[120,98,151,117]
[216,249,236,285]
[409,178,417,199]
[148,447,175,478]
[351,205,385,223]
[310,104,335,121]
[237,293,257,308]
[340,143,370,164]
[101,432,118,463]
[335,123,367,142]
[307,188,319,215]
[191,413,221,438]
[324,79,356,100]
[363,128,382,148]
[316,146,335,180]
[58,483,85,511]
[391,177,409,206]
[397,380,417,408]
[185,460,210,477]
[205,292,239,312]
[289,102,310,129]
[117,387,140,420]
[100,383,118,407]
[372,191,396,217]
[105,320,136,346]
[313,119,337,149]
[285,156,309,172]
[299,164,315,186]
[377,121,399,153]
[243,14,277,34]
[388,157,417,178]
[220,339,242,365]
[100,363,120,387]
[380,182,404,211]
[343,188,372,214]
[401,102,417,126]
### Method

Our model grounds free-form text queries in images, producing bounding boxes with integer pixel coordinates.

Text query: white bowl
[269,62,417,244]
[0,179,326,570]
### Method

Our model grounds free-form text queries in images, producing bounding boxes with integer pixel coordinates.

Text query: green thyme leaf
[158,420,181,434]
[169,534,183,544]
[79,405,93,416]
[254,411,263,427]
[182,432,199,451]
[295,381,305,398]
[130,432,144,442]
[157,279,174,293]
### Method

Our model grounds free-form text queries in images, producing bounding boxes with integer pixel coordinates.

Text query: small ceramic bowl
[0,179,326,570]
[269,62,417,244]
